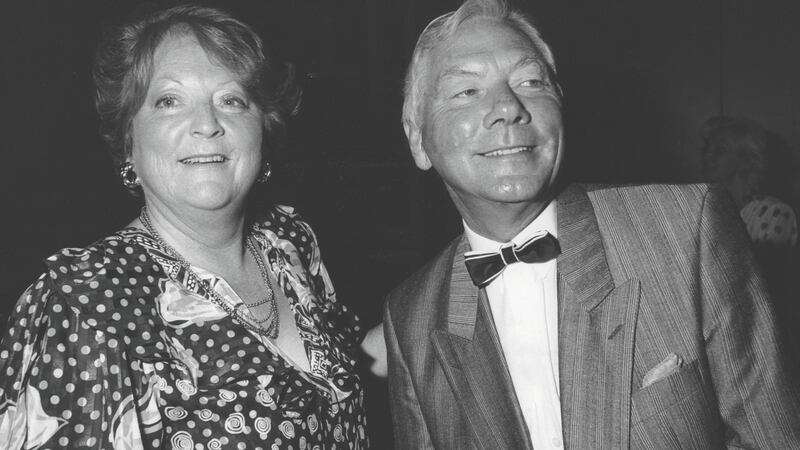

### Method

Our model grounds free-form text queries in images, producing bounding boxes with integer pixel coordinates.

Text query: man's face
[407,17,564,216]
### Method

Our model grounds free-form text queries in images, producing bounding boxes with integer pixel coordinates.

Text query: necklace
[139,207,279,339]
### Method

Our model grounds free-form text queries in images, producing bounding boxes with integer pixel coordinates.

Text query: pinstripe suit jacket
[384,183,800,449]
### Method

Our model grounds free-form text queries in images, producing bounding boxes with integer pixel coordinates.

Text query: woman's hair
[93,4,301,169]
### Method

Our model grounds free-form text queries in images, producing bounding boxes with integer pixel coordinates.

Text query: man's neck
[457,199,551,242]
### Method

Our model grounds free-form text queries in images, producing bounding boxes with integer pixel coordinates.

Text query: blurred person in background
[701,115,798,247]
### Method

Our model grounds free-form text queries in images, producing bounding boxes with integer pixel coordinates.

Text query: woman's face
[129,32,265,216]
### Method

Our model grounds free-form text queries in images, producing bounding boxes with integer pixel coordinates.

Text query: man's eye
[154,95,178,108]
[454,88,479,98]
[521,79,549,89]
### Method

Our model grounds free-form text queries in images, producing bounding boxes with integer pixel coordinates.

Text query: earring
[257,162,272,183]
[120,162,141,189]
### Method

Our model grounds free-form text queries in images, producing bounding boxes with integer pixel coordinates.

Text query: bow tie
[464,231,560,288]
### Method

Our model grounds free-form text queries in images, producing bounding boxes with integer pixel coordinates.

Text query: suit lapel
[556,184,641,449]
[429,184,642,449]
[431,237,533,450]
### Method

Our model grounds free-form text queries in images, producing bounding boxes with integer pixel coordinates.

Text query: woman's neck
[135,203,250,277]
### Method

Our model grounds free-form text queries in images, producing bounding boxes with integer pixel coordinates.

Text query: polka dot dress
[740,195,798,247]
[0,205,368,449]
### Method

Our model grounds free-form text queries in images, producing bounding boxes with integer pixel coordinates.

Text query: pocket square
[641,353,683,388]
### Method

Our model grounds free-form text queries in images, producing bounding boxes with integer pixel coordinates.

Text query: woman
[0,5,367,449]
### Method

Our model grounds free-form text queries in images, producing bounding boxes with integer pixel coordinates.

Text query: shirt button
[552,437,563,447]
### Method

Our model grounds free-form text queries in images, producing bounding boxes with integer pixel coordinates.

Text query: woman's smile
[179,154,229,164]
[180,155,228,165]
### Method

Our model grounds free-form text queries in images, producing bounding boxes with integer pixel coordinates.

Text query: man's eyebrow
[514,55,545,71]
[436,66,483,84]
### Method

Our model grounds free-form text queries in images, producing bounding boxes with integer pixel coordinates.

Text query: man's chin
[487,180,555,204]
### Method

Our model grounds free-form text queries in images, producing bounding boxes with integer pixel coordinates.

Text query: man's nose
[191,103,224,138]
[483,88,531,128]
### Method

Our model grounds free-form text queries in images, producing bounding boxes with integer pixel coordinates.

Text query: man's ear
[404,120,432,170]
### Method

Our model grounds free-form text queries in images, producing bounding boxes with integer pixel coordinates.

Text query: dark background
[1,1,799,448]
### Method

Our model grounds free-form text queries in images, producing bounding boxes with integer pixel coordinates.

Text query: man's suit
[384,183,800,449]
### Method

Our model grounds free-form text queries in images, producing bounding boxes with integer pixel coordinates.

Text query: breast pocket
[630,359,724,448]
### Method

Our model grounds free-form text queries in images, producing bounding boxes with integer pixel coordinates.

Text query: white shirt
[463,202,563,449]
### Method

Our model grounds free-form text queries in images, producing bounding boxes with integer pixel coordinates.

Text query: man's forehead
[428,18,543,74]
[436,54,545,80]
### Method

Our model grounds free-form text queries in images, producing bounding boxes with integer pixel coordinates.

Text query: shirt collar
[464,202,558,253]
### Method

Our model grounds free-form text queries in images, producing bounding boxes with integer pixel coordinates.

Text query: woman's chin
[176,184,248,213]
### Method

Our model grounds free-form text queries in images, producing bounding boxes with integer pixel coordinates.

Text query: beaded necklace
[139,207,279,339]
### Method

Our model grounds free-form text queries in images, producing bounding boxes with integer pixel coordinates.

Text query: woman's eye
[154,95,178,108]
[221,95,248,108]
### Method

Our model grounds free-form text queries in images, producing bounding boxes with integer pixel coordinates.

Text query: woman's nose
[191,103,224,138]
[483,88,531,129]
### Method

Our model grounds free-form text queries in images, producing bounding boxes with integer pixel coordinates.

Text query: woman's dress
[0,205,367,449]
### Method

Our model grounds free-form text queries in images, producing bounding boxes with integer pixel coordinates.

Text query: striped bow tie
[464,231,561,288]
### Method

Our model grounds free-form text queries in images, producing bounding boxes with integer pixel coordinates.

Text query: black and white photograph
[1,0,798,448]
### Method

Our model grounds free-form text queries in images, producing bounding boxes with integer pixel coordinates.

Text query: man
[383,0,800,448]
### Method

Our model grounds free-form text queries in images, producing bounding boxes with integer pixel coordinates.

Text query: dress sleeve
[297,217,364,347]
[0,271,147,449]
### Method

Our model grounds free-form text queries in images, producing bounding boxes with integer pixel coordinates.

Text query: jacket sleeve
[384,302,435,450]
[697,187,800,448]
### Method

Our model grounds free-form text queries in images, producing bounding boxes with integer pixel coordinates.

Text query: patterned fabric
[740,195,798,246]
[0,205,367,449]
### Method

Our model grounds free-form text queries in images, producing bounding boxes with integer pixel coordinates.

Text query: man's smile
[480,146,534,157]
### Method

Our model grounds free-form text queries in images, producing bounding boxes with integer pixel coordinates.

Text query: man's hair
[402,0,559,128]
[93,4,301,170]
